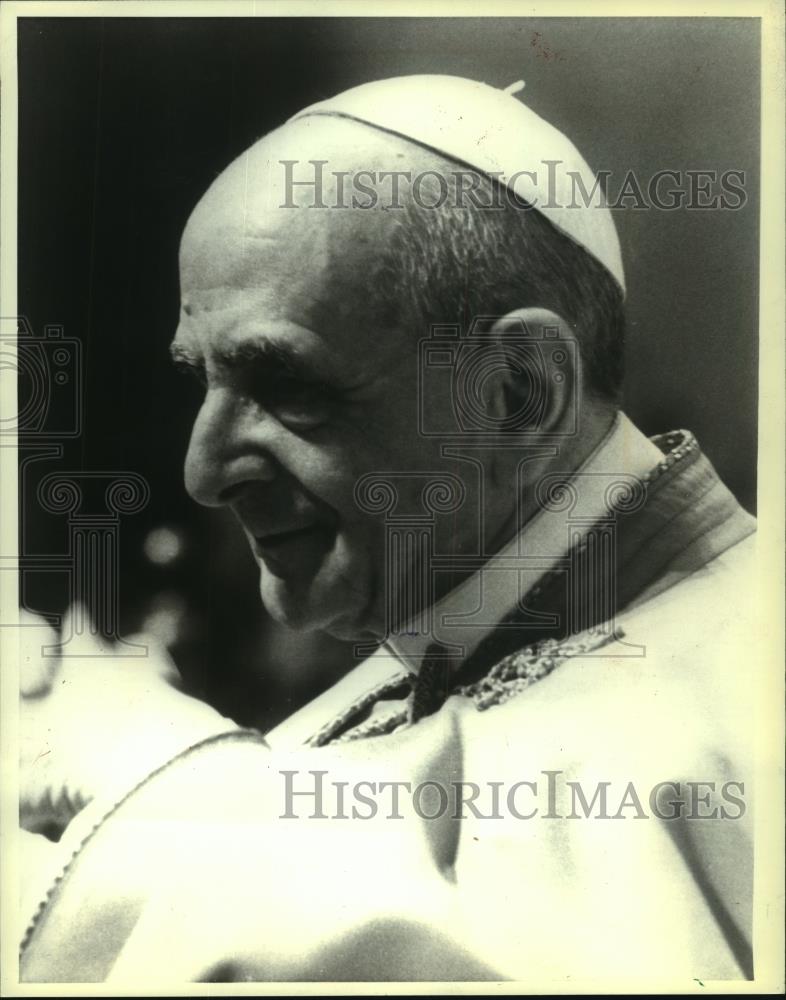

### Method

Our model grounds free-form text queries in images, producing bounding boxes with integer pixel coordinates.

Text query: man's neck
[384,410,663,670]
[484,405,619,563]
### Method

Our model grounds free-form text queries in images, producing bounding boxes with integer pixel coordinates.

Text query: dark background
[17,16,760,729]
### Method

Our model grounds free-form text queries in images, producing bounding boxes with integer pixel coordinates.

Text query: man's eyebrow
[169,337,325,383]
[218,339,324,382]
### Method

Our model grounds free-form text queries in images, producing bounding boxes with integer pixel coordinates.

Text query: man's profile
[18,73,758,983]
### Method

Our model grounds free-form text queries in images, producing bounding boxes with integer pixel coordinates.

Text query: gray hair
[376,169,625,404]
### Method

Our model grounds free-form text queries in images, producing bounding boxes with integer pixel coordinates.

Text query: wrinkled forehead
[178,118,474,351]
[178,118,453,345]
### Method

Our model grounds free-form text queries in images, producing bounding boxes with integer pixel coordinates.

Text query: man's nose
[184,389,278,507]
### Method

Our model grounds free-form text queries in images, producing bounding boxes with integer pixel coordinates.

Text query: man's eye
[266,380,334,429]
[174,360,207,387]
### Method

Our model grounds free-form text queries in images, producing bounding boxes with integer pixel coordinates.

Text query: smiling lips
[254,524,319,550]
[252,523,334,574]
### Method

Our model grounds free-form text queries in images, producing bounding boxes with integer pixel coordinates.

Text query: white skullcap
[289,74,625,294]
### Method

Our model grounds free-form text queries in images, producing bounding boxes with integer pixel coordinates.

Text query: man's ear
[483,307,578,435]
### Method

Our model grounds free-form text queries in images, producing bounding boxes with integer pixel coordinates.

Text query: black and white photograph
[1,2,783,992]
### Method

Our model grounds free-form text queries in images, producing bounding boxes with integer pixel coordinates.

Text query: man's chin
[259,574,375,638]
[320,617,384,643]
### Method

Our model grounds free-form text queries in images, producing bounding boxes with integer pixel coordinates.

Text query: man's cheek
[270,527,372,598]
[330,521,378,580]
[293,442,367,496]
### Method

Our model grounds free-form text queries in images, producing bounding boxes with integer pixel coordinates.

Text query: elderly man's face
[173,122,492,640]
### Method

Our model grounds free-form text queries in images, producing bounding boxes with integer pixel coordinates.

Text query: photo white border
[1,1,782,994]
